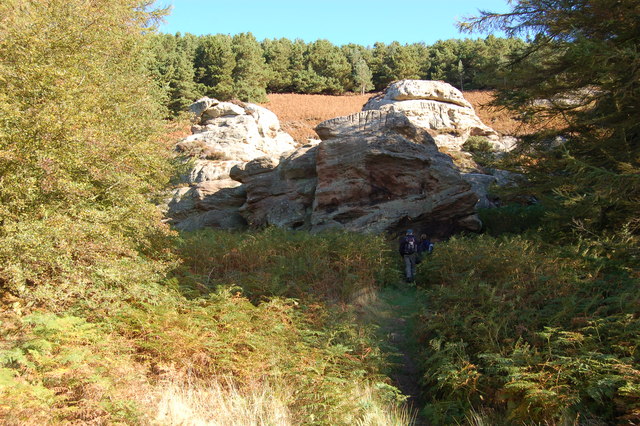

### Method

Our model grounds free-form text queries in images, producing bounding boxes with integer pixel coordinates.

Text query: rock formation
[225,110,482,236]
[230,143,319,229]
[363,79,516,151]
[162,82,522,237]
[310,111,481,234]
[161,97,297,231]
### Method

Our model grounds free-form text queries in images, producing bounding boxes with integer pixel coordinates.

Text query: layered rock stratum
[363,79,516,151]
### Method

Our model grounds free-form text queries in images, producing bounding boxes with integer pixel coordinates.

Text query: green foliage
[371,42,422,90]
[462,136,493,153]
[300,40,352,95]
[194,34,236,99]
[478,204,545,236]
[462,0,640,263]
[150,33,527,111]
[0,312,147,423]
[173,227,396,302]
[0,227,408,423]
[0,0,175,301]
[147,33,200,117]
[415,235,640,424]
[113,286,404,424]
[231,33,269,102]
[262,37,295,92]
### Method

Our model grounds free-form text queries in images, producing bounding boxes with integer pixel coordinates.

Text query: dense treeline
[147,32,527,115]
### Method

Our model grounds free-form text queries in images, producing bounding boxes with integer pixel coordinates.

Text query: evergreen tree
[410,42,432,80]
[289,38,310,93]
[305,39,351,94]
[262,38,294,92]
[148,33,199,117]
[373,42,421,89]
[231,32,268,102]
[194,34,235,100]
[353,58,374,94]
[370,42,389,90]
[342,44,374,93]
[428,39,461,84]
[463,0,640,257]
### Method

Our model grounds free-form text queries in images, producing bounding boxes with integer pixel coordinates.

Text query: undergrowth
[0,228,410,424]
[414,234,640,424]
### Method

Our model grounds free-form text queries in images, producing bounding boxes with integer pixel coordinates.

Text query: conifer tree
[305,40,351,94]
[463,0,640,257]
[148,33,199,116]
[289,39,310,93]
[194,34,235,100]
[370,42,389,90]
[262,38,294,92]
[342,44,374,93]
[231,32,268,102]
[354,59,374,94]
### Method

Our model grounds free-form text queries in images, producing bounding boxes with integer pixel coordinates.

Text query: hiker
[399,229,418,282]
[417,234,434,264]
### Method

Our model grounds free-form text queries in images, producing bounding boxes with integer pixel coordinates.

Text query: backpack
[401,235,417,255]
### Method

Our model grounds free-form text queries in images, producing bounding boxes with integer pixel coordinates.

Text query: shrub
[478,203,545,235]
[462,136,494,153]
[175,139,230,160]
[415,235,640,424]
[0,0,176,305]
[173,227,397,302]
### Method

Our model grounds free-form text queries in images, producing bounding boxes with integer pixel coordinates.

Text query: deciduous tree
[0,0,174,294]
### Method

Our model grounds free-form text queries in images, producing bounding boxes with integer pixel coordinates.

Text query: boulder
[364,79,472,109]
[189,97,219,119]
[162,95,500,239]
[363,80,512,151]
[230,143,319,229]
[462,173,498,209]
[310,111,481,236]
[161,180,247,232]
[163,98,297,230]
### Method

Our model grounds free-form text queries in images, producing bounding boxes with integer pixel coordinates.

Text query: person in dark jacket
[417,233,433,264]
[399,229,418,282]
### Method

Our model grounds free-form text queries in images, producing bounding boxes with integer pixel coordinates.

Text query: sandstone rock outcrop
[363,80,515,151]
[161,88,513,237]
[162,97,297,231]
[224,110,482,236]
[230,143,319,229]
[310,111,482,234]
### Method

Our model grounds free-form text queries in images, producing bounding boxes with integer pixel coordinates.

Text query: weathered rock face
[310,111,481,235]
[230,143,319,229]
[363,79,513,151]
[162,97,297,231]
[161,93,500,237]
[216,110,481,236]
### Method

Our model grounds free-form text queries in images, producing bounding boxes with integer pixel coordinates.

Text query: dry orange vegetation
[462,91,538,136]
[261,91,535,144]
[260,93,373,143]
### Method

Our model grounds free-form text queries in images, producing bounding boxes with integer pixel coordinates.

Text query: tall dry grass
[155,377,292,425]
[154,377,416,426]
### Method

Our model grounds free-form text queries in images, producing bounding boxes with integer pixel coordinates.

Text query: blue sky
[156,0,511,46]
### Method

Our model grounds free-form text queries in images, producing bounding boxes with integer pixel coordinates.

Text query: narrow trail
[363,284,430,425]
